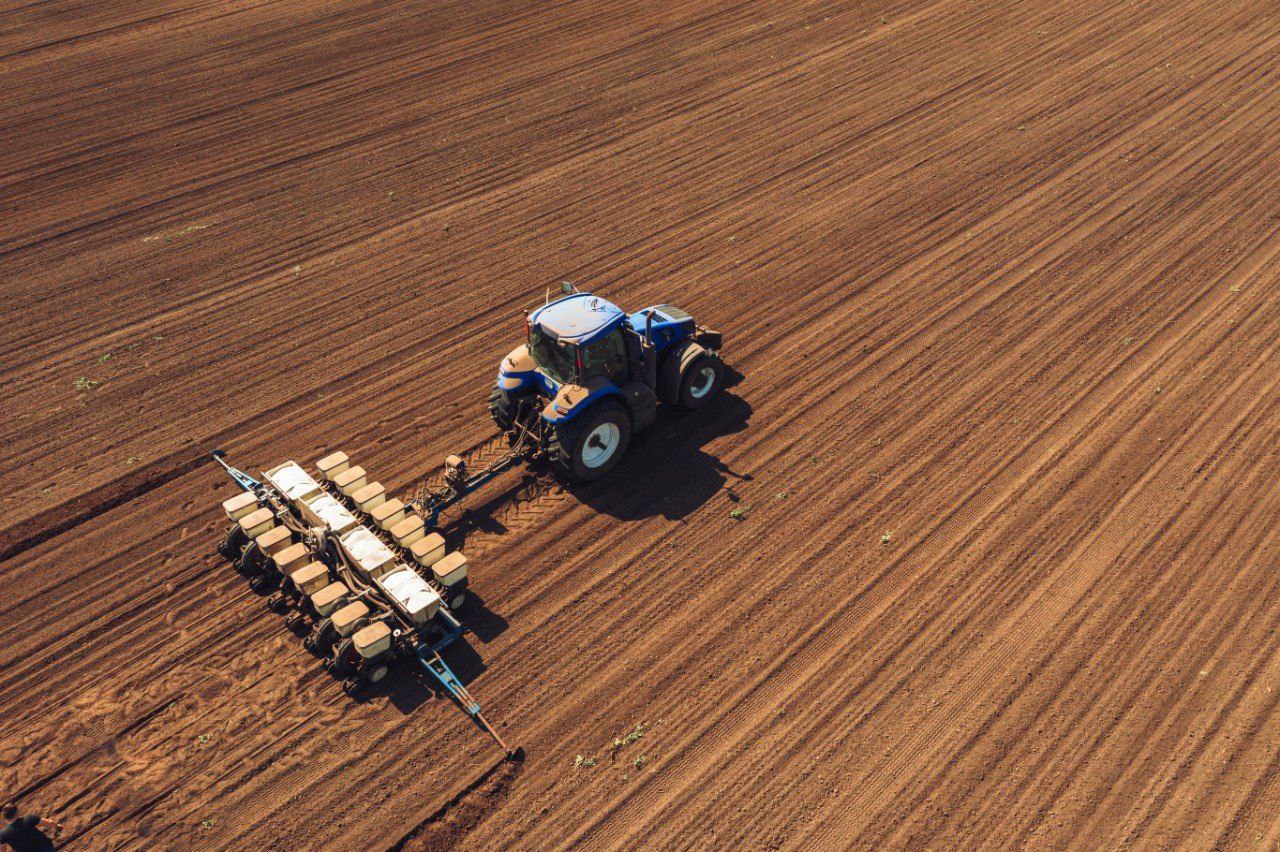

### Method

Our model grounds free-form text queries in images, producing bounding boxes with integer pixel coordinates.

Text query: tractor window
[579,330,627,383]
[529,326,575,384]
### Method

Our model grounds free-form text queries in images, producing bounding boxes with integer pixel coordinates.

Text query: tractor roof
[529,293,626,345]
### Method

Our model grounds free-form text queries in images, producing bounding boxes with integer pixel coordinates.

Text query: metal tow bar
[211,449,265,495]
[417,646,515,757]
[413,450,527,529]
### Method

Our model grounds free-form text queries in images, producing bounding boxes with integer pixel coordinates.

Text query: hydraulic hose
[325,529,396,615]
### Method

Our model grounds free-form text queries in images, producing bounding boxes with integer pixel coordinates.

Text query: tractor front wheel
[488,385,530,432]
[550,397,631,482]
[678,353,724,410]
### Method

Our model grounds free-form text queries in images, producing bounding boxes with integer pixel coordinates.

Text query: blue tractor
[489,290,725,481]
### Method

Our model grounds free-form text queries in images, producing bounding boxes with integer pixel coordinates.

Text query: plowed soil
[5,0,1280,848]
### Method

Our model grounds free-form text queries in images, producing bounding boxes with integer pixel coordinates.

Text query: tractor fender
[658,341,707,405]
[496,344,538,392]
[541,376,623,424]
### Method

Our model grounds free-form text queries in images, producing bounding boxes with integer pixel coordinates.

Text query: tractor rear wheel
[550,397,631,482]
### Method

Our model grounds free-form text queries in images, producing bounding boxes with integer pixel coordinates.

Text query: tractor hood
[628,304,696,352]
[529,293,626,345]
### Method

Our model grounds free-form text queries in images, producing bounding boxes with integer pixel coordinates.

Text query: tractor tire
[488,385,529,432]
[342,676,364,697]
[677,352,725,411]
[550,397,631,482]
[266,592,290,614]
[284,612,308,634]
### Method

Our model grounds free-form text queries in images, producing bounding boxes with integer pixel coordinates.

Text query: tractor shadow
[349,373,751,716]
[567,367,753,522]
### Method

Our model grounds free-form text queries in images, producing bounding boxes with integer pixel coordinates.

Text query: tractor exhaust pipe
[642,310,657,389]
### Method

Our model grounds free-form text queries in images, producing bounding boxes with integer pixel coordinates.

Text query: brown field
[4,0,1280,848]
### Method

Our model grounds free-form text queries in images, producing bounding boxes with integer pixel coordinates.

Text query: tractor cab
[526,293,630,386]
